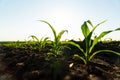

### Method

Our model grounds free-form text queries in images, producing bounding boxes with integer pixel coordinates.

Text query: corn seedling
[28,35,49,50]
[40,20,68,55]
[68,20,120,64]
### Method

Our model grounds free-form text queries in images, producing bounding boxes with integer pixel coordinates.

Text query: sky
[0,0,120,41]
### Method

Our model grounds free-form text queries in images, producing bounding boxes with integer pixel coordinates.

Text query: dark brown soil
[0,41,120,80]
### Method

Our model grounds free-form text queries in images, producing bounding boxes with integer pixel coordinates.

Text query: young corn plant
[27,35,49,50]
[40,20,68,56]
[69,20,120,64]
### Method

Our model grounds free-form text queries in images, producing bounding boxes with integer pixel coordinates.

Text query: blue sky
[0,0,120,41]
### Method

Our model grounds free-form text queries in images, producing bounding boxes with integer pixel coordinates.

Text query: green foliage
[27,35,50,49]
[1,20,120,65]
[40,20,68,55]
[2,41,26,48]
[69,20,120,64]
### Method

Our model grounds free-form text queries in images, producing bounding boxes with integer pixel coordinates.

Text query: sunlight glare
[49,7,73,29]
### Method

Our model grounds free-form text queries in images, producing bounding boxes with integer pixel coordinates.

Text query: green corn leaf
[89,50,120,61]
[40,20,57,41]
[81,21,90,38]
[86,20,104,42]
[97,30,112,39]
[87,20,108,53]
[30,35,39,41]
[115,28,120,30]
[94,20,106,28]
[85,21,98,53]
[66,41,85,55]
[87,20,106,41]
[86,20,106,41]
[88,20,107,39]
[81,21,92,53]
[89,30,113,53]
[43,37,49,42]
[57,30,68,43]
[42,37,49,44]
[41,37,49,48]
[87,20,94,27]
[74,54,87,64]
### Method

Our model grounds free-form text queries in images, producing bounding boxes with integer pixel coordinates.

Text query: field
[0,40,120,80]
[0,20,120,80]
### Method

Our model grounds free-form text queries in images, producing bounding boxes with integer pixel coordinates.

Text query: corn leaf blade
[81,22,90,38]
[57,30,68,43]
[89,30,113,53]
[30,35,39,41]
[87,20,94,27]
[74,54,87,64]
[115,28,120,30]
[66,41,85,55]
[40,20,57,41]
[89,50,120,60]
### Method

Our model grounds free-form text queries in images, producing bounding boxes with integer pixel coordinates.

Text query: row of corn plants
[38,20,120,64]
[1,20,120,65]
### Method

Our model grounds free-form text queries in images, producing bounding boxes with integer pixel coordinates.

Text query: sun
[49,7,73,28]
[46,7,79,40]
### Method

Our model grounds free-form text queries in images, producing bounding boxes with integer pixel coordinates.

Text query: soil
[0,41,120,80]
